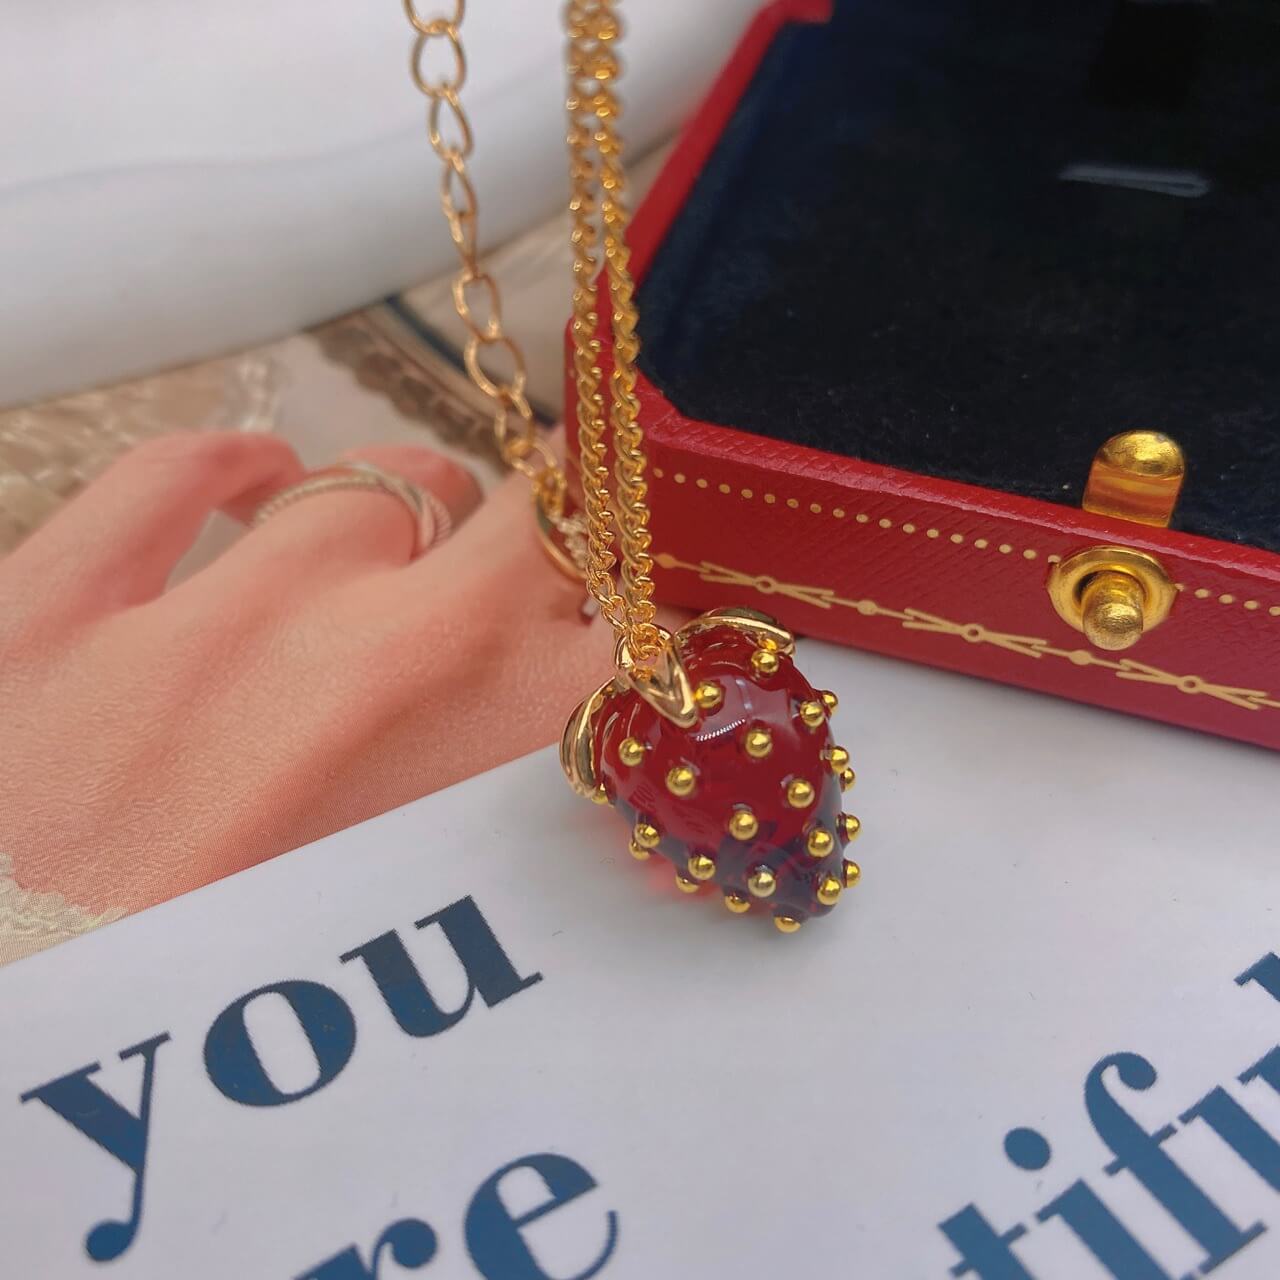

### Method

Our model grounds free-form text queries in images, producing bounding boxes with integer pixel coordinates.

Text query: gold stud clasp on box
[1048,545,1176,651]
[1082,431,1185,527]
[1047,431,1183,652]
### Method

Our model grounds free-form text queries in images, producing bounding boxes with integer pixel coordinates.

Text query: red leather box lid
[567,0,1280,749]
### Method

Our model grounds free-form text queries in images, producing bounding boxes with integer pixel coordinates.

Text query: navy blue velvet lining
[637,0,1280,551]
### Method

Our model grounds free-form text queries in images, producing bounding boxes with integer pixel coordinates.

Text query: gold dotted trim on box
[648,470,1280,621]
[654,553,1280,715]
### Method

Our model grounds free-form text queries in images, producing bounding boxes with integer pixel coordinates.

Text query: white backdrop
[1,0,761,407]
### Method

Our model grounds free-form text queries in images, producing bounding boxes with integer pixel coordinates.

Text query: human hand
[0,431,617,924]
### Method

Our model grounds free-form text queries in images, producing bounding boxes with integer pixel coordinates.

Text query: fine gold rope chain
[403,0,662,661]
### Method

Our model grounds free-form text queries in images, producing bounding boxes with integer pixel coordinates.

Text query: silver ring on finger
[250,461,451,557]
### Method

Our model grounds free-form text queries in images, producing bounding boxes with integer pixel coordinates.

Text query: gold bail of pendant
[560,625,701,800]
[615,629,698,729]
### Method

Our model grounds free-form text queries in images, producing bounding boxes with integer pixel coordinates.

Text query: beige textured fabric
[0,854,125,966]
[0,353,281,555]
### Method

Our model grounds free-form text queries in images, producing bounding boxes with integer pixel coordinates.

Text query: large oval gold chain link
[401,0,662,661]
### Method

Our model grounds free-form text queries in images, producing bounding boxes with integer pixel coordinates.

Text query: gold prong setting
[666,763,698,798]
[687,852,717,881]
[750,648,781,677]
[633,820,661,850]
[785,777,816,809]
[797,698,827,730]
[728,807,759,842]
[806,826,834,859]
[816,874,843,907]
[693,680,724,712]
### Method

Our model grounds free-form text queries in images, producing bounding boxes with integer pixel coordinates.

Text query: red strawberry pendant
[562,608,861,932]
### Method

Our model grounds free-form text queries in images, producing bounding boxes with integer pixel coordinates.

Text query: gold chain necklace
[402,0,862,932]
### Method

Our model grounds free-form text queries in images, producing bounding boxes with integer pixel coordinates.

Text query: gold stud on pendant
[728,808,760,842]
[675,871,700,894]
[843,859,862,888]
[798,699,826,729]
[687,852,717,882]
[820,690,839,712]
[724,891,751,914]
[839,768,856,792]
[806,827,835,859]
[747,866,777,898]
[628,839,651,861]
[840,814,861,843]
[618,737,646,767]
[825,745,850,773]
[786,778,816,809]
[774,915,801,934]
[591,784,611,805]
[751,648,781,677]
[694,681,724,712]
[633,821,661,850]
[743,727,773,760]
[666,764,698,798]
[816,874,843,907]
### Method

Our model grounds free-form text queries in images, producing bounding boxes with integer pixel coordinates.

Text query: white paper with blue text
[2,641,1279,1279]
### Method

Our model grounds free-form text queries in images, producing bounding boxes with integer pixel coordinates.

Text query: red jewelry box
[568,0,1280,750]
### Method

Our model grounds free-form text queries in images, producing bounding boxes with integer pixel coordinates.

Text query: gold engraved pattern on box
[649,471,1280,621]
[654,554,1280,714]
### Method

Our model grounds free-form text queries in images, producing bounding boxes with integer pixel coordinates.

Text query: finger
[188,445,483,608]
[220,443,482,532]
[4,431,303,617]
[404,460,583,607]
[280,465,685,835]
[242,444,481,569]
[338,444,483,543]
[245,476,618,842]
